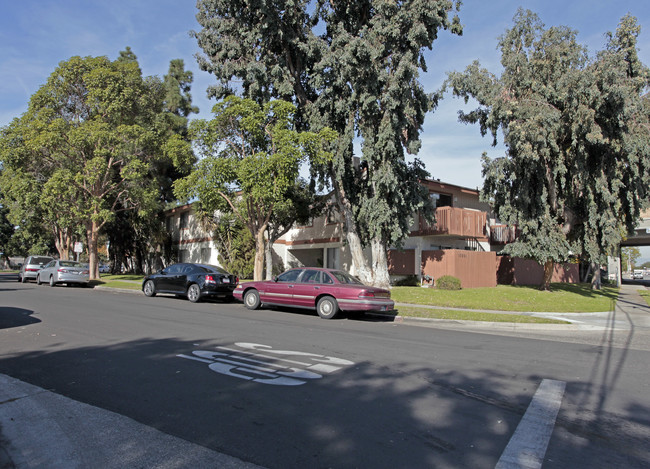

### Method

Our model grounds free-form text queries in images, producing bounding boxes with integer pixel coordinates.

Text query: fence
[421,249,497,288]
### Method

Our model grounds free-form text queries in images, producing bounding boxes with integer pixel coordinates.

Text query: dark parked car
[19,255,54,283]
[142,263,238,303]
[233,267,395,319]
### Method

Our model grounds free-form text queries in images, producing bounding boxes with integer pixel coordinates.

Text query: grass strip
[92,280,142,290]
[390,306,570,323]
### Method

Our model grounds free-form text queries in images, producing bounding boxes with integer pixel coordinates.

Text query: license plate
[222,278,230,283]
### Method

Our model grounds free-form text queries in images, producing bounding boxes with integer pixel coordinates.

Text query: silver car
[37,260,90,287]
[19,255,54,283]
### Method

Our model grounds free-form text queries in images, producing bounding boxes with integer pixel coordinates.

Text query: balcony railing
[489,224,518,244]
[418,206,487,238]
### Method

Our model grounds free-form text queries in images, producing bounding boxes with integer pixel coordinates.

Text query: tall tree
[104,56,198,274]
[193,0,462,287]
[446,10,650,290]
[174,97,334,280]
[0,54,194,278]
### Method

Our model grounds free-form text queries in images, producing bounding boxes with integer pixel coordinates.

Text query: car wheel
[36,275,42,285]
[244,289,261,310]
[49,276,56,287]
[316,296,339,319]
[143,280,156,297]
[21,275,27,283]
[187,284,201,303]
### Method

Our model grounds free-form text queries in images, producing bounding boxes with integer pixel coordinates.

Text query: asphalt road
[1,273,649,468]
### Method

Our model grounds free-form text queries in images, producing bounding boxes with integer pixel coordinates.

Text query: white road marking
[177,343,355,386]
[495,379,566,469]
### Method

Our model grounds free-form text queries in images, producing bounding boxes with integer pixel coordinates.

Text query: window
[201,247,211,263]
[430,192,452,208]
[300,270,322,283]
[180,212,189,229]
[178,249,188,263]
[330,271,362,285]
[277,269,302,282]
[326,247,339,269]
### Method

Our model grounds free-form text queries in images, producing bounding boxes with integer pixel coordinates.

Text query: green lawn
[91,274,143,290]
[390,283,618,313]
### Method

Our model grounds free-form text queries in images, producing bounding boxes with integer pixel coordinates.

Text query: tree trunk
[540,259,554,291]
[253,226,266,281]
[334,180,373,285]
[590,261,602,290]
[264,238,273,280]
[86,220,100,280]
[54,228,71,260]
[371,238,391,289]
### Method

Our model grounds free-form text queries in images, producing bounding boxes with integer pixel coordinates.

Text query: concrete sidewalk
[0,374,263,469]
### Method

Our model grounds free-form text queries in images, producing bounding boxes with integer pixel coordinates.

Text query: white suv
[19,255,54,283]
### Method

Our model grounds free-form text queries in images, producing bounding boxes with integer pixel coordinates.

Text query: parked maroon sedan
[233,267,394,319]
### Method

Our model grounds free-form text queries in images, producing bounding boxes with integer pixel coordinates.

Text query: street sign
[74,242,83,253]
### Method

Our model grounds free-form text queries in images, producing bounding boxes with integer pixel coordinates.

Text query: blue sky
[1,0,648,190]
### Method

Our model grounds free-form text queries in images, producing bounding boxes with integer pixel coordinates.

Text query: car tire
[244,289,261,310]
[21,275,27,283]
[143,280,156,297]
[187,284,201,303]
[36,275,42,285]
[49,276,56,287]
[316,296,339,319]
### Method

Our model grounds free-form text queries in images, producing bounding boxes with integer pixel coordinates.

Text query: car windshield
[330,271,363,285]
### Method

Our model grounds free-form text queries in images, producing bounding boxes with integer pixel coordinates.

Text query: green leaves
[450,10,650,279]
[176,96,335,279]
[0,53,197,274]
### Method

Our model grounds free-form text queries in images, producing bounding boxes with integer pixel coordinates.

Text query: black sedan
[142,263,238,303]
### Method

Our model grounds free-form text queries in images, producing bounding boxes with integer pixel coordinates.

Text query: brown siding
[421,250,497,288]
[496,256,579,285]
[388,249,416,275]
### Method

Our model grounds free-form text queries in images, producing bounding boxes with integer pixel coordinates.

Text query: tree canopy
[446,10,650,289]
[174,96,335,280]
[193,0,462,287]
[0,53,195,278]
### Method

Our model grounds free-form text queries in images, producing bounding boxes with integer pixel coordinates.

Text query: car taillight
[58,268,69,273]
[358,290,375,298]
[26,268,39,272]
[205,275,217,284]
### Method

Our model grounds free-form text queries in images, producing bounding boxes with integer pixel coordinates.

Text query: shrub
[393,275,420,287]
[436,275,462,290]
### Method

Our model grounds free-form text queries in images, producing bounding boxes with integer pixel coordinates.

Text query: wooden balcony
[417,206,487,238]
[489,224,518,244]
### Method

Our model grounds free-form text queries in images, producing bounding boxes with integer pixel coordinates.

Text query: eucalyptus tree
[193,0,462,287]
[0,54,194,278]
[446,10,650,290]
[174,96,334,280]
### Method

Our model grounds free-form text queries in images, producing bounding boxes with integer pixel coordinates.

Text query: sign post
[74,242,83,262]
